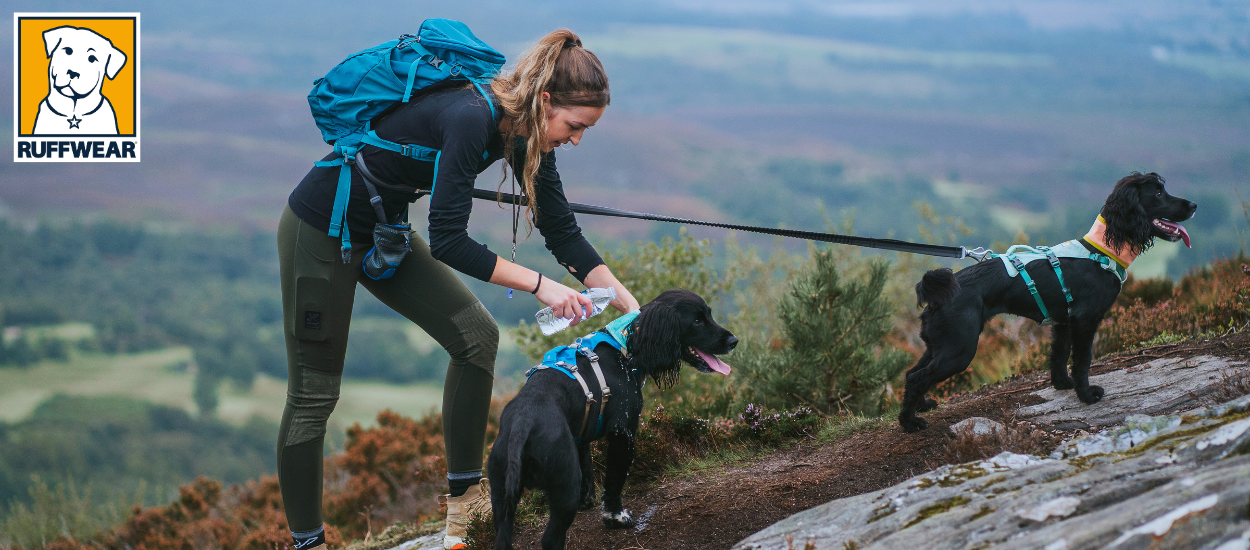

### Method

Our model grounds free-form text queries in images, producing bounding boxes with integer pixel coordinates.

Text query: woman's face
[543,94,605,152]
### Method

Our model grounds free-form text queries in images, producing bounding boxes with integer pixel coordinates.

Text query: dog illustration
[488,289,736,550]
[900,172,1196,432]
[33,26,127,135]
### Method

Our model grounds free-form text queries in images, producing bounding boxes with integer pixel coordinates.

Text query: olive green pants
[276,205,498,532]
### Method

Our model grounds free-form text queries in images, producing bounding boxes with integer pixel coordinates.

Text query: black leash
[412,187,992,261]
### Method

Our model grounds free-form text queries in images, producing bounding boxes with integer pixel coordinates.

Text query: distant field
[0,346,443,432]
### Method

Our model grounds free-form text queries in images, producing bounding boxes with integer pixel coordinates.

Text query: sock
[291,525,325,549]
[447,471,482,497]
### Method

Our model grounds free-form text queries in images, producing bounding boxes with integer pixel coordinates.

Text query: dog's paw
[916,398,939,413]
[579,494,597,511]
[602,508,635,529]
[1077,385,1105,404]
[899,415,928,433]
[1052,375,1075,390]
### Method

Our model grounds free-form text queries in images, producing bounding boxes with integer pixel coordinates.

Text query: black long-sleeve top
[288,84,604,283]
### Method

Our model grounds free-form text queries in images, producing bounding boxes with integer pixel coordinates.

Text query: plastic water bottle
[535,287,617,336]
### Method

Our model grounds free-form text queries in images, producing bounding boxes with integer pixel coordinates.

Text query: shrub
[1097,256,1249,355]
[735,252,912,416]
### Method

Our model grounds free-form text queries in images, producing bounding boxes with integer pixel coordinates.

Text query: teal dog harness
[988,239,1127,326]
[525,311,640,443]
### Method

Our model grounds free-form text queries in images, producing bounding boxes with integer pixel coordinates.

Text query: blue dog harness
[525,311,640,443]
[987,239,1128,326]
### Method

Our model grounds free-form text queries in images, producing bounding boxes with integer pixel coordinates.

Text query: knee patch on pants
[284,368,342,447]
[448,301,499,373]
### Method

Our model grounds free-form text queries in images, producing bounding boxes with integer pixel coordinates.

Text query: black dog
[488,289,736,550]
[899,172,1196,432]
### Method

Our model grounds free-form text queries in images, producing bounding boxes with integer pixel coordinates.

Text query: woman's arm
[489,256,594,326]
[581,264,640,313]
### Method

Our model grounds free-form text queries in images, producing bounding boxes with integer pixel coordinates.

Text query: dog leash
[410,188,994,261]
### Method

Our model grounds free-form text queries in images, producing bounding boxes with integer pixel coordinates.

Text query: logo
[14,13,140,162]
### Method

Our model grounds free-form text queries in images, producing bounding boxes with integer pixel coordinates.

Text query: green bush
[734,251,911,416]
[1,475,138,549]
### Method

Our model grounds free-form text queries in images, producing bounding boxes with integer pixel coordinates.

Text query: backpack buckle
[429,57,443,69]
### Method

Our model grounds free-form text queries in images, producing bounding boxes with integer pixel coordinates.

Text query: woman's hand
[490,258,596,323]
[534,276,595,326]
[582,264,640,314]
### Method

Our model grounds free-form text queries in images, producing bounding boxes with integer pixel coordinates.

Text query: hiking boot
[440,478,491,550]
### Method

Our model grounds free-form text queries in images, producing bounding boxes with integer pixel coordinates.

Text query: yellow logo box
[14,13,140,162]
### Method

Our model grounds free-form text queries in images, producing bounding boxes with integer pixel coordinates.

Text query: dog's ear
[1101,174,1152,257]
[104,43,127,80]
[43,26,73,58]
[628,303,683,389]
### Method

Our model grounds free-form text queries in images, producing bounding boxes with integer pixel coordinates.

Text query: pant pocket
[293,276,332,341]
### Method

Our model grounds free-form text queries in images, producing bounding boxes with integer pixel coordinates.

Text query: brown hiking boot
[440,478,491,550]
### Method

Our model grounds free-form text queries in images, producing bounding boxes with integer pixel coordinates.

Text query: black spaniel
[899,172,1197,432]
[487,289,737,549]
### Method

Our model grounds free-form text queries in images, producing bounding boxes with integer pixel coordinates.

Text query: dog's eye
[88,55,98,63]
[62,47,73,56]
[1156,191,1163,197]
[693,319,703,326]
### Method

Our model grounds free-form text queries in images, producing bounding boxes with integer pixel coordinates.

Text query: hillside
[402,332,1250,550]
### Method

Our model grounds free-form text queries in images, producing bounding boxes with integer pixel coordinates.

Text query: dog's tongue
[1158,219,1192,248]
[695,349,731,375]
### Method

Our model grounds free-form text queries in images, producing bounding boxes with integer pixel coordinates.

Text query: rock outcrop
[733,354,1250,550]
[1017,355,1248,430]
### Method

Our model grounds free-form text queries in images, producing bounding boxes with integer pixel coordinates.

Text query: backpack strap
[313,144,359,263]
[353,151,393,224]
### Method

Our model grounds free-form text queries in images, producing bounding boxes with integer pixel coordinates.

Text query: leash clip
[960,246,993,262]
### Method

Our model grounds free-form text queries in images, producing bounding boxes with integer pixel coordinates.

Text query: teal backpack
[307,19,505,263]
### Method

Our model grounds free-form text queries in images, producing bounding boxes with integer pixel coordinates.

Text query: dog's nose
[726,335,738,352]
[67,69,80,79]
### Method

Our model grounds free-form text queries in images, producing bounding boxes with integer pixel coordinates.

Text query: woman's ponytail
[491,29,609,232]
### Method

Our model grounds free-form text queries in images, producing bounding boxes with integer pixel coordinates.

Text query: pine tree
[739,252,910,416]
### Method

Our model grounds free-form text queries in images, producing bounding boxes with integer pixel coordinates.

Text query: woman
[277,29,640,550]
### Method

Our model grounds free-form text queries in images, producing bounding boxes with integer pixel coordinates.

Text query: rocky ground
[386,331,1250,550]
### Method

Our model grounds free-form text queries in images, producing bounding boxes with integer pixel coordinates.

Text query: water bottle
[535,287,617,336]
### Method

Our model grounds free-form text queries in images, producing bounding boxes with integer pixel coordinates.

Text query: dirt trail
[503,331,1250,550]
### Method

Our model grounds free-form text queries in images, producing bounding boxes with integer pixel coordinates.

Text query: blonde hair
[490,29,609,232]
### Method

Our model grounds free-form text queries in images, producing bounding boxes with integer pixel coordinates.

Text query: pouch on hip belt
[363,222,411,280]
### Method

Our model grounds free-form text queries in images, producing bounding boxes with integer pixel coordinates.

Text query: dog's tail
[916,268,960,308]
[496,415,531,550]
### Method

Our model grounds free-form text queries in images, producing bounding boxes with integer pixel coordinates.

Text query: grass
[660,447,767,478]
[0,345,442,429]
[817,412,895,444]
